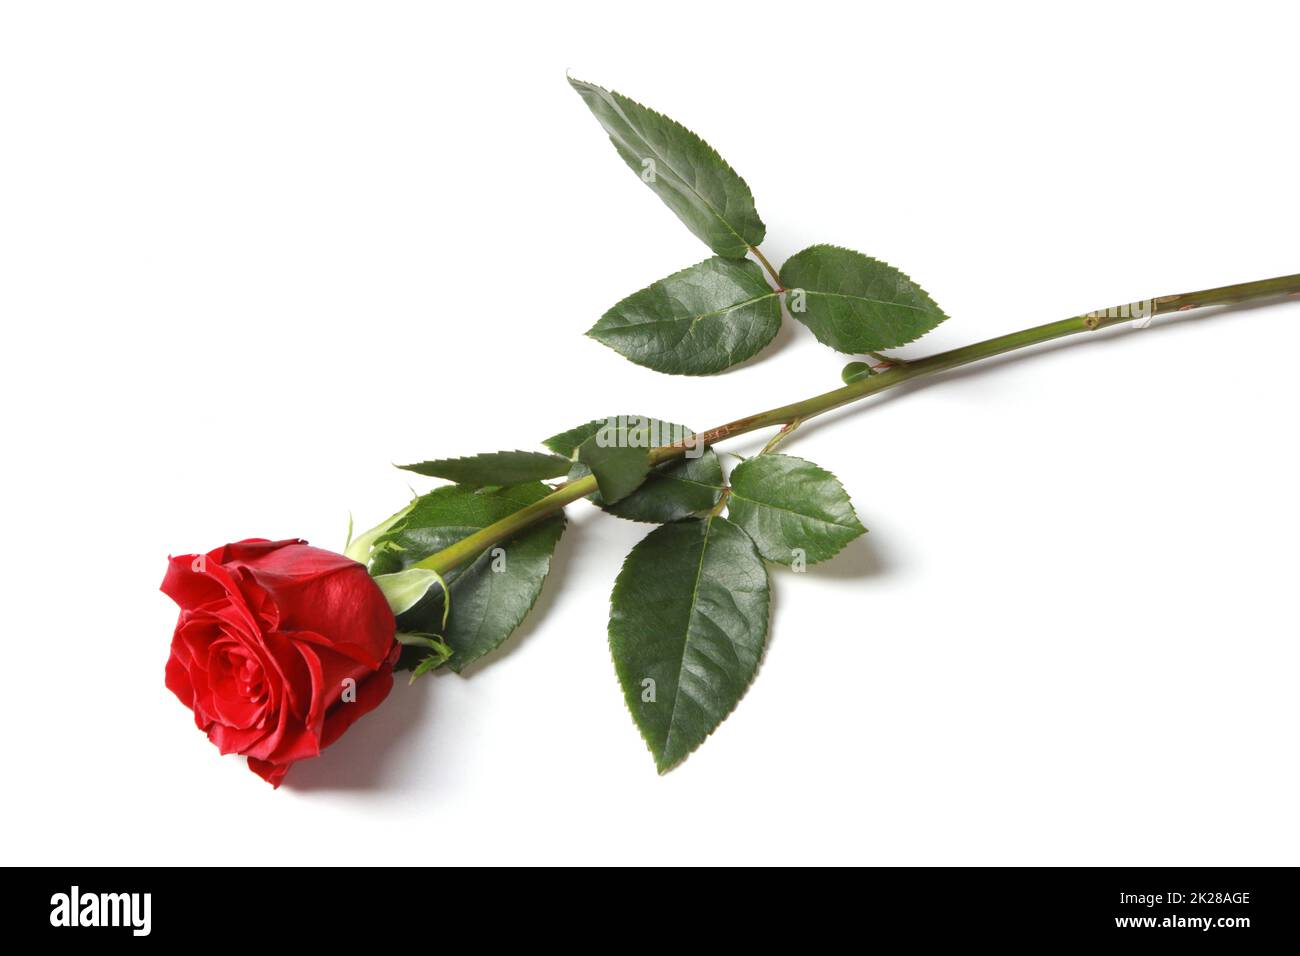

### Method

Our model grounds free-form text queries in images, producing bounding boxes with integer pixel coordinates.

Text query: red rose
[162,538,398,787]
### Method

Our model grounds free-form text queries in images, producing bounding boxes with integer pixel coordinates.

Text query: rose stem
[415,272,1300,577]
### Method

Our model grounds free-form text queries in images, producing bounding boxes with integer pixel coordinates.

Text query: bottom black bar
[9,867,1296,943]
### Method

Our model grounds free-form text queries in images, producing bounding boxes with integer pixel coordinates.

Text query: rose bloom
[162,539,398,786]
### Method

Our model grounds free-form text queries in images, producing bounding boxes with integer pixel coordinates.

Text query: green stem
[707,487,732,518]
[759,417,801,455]
[416,272,1300,576]
[749,245,783,290]
[416,473,599,576]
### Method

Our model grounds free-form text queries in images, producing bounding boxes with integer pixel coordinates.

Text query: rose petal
[246,756,290,788]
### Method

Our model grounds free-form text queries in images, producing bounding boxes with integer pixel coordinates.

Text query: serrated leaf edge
[780,243,949,353]
[607,516,772,773]
[585,257,782,376]
[728,454,867,566]
[447,509,567,674]
[397,450,570,483]
[569,76,765,256]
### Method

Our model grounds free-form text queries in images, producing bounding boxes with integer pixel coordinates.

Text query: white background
[3,1,1297,866]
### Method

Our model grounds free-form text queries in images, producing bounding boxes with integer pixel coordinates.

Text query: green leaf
[545,416,723,522]
[569,76,765,258]
[373,567,449,618]
[395,632,454,681]
[542,422,601,459]
[373,483,564,672]
[409,645,454,682]
[841,361,874,384]
[543,414,695,461]
[396,630,452,650]
[779,244,948,353]
[569,455,724,524]
[398,450,570,486]
[608,516,770,773]
[576,425,652,504]
[587,257,781,375]
[345,501,414,564]
[726,454,866,565]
